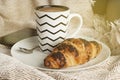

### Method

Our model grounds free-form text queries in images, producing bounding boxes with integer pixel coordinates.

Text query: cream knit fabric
[0,51,120,80]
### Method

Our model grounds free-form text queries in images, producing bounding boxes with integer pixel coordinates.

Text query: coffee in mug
[38,6,66,12]
[35,5,83,54]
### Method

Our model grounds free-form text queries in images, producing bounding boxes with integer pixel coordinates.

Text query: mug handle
[66,13,83,38]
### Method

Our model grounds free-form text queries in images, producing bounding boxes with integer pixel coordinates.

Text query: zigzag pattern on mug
[38,41,57,48]
[40,48,52,53]
[38,36,64,42]
[35,13,68,20]
[36,27,65,35]
[36,20,67,28]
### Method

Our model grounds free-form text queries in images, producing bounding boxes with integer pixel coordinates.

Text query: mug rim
[35,5,69,12]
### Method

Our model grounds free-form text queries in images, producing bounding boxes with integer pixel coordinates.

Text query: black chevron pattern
[40,48,52,53]
[35,12,68,53]
[35,13,68,20]
[36,20,67,27]
[37,35,64,42]
[38,41,57,48]
[36,27,65,34]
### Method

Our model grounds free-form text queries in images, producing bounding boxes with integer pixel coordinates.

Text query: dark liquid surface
[38,7,66,12]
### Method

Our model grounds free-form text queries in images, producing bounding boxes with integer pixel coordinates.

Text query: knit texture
[0,52,120,80]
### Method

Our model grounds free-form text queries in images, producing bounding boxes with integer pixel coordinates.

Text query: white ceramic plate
[11,36,111,72]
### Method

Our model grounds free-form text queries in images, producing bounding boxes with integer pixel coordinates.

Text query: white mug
[35,5,83,53]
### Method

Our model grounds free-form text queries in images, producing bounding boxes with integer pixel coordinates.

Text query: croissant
[44,38,102,69]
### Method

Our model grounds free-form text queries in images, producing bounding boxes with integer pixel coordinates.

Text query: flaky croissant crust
[44,38,102,69]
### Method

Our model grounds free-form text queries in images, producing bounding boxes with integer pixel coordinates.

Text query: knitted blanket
[0,51,120,80]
